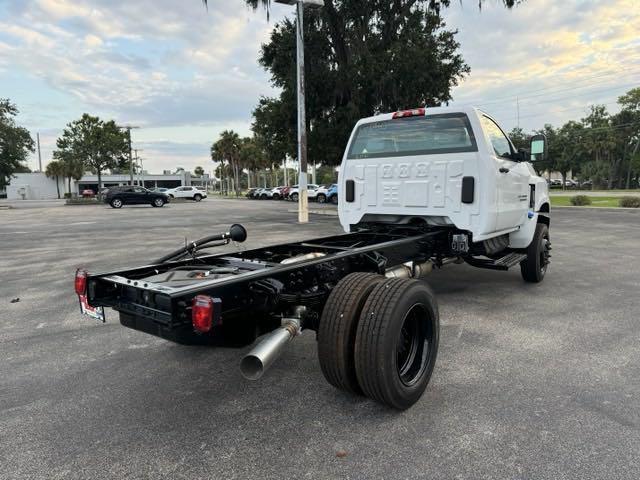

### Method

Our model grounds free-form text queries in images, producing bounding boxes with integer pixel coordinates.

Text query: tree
[45,160,64,199]
[194,165,205,177]
[53,114,129,193]
[0,99,34,189]
[239,136,269,188]
[257,4,469,166]
[508,127,529,151]
[211,130,242,196]
[617,88,640,188]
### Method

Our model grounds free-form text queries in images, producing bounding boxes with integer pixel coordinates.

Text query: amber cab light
[75,269,88,296]
[392,108,425,119]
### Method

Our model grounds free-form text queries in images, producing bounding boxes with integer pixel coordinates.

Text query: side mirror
[529,134,547,162]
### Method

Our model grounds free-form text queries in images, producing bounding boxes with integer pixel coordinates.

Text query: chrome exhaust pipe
[240,307,305,380]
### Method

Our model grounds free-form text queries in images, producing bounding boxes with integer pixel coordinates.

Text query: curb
[552,206,640,211]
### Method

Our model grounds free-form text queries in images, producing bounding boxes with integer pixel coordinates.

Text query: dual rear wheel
[318,272,439,410]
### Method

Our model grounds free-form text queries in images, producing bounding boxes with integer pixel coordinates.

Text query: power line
[453,68,640,108]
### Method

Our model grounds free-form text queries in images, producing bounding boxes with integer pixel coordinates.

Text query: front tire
[290,193,299,202]
[152,198,165,207]
[354,278,439,410]
[520,223,550,283]
[110,198,123,209]
[318,272,385,395]
[317,193,327,204]
[330,195,338,205]
[194,194,202,202]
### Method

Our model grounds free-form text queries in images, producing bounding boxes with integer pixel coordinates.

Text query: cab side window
[481,116,513,158]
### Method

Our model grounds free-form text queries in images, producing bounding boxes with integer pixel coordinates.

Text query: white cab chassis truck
[76,106,550,410]
[339,106,550,258]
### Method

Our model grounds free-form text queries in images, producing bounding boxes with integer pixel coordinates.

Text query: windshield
[347,113,477,159]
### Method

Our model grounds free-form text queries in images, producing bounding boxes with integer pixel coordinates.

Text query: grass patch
[550,196,634,207]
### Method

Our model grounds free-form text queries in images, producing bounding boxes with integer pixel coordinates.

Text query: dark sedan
[104,186,169,208]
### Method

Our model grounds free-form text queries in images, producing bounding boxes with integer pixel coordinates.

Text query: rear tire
[291,193,299,202]
[354,278,439,410]
[330,195,338,205]
[110,198,123,209]
[318,272,385,395]
[520,223,550,283]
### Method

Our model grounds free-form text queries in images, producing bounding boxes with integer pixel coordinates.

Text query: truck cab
[338,106,549,249]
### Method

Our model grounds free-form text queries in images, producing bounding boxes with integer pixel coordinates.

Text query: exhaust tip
[240,355,264,380]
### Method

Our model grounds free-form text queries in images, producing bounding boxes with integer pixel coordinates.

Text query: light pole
[274,0,323,223]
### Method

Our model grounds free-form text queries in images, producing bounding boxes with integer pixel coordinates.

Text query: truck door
[480,115,529,231]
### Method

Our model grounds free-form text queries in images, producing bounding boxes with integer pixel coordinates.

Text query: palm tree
[61,158,85,195]
[45,160,63,199]
[211,130,242,197]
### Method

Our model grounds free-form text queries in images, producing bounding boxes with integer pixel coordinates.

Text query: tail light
[392,108,425,119]
[75,269,88,295]
[192,295,221,333]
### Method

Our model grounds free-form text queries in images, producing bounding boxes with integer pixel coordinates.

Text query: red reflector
[192,295,215,333]
[75,269,88,296]
[392,108,425,119]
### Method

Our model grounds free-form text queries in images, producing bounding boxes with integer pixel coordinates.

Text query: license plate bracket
[78,294,105,322]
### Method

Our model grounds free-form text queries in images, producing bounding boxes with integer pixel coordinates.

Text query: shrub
[63,192,72,199]
[570,195,592,206]
[619,196,640,208]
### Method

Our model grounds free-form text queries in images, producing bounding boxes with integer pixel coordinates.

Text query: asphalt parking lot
[1,199,639,479]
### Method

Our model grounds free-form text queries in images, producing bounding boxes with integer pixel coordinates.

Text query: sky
[1,0,639,174]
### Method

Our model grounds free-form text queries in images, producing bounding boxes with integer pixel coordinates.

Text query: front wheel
[354,278,439,410]
[152,198,165,207]
[290,193,299,202]
[329,195,338,205]
[193,194,202,202]
[316,194,326,204]
[110,198,123,209]
[520,223,550,283]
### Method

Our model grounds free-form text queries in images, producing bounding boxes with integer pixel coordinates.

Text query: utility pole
[117,125,139,185]
[36,133,42,172]
[133,149,144,187]
[295,0,309,222]
[275,0,323,223]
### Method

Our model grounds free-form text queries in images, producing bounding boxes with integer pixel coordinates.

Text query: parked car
[315,184,337,204]
[580,180,593,188]
[271,186,286,200]
[326,184,338,205]
[565,179,578,188]
[81,189,95,197]
[152,187,169,193]
[257,188,274,200]
[550,179,562,187]
[166,186,207,201]
[104,186,169,209]
[246,188,258,198]
[288,184,320,202]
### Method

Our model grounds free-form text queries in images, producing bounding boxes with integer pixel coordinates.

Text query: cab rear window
[347,113,477,159]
